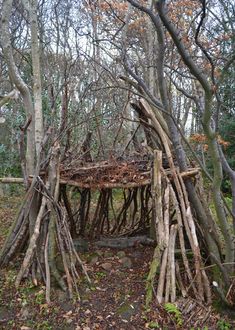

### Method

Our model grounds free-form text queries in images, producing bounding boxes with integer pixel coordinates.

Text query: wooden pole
[146,150,163,306]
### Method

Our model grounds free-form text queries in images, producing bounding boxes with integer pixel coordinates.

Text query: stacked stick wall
[62,185,152,238]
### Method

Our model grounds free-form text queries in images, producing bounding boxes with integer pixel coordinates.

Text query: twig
[44,232,50,304]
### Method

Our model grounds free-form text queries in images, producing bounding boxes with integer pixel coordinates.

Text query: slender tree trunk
[1,0,35,175]
[29,0,44,156]
[219,146,235,234]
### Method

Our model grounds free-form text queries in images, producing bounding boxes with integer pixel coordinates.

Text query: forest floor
[0,194,235,330]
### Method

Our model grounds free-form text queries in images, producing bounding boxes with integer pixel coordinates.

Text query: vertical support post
[150,150,163,244]
[146,150,163,306]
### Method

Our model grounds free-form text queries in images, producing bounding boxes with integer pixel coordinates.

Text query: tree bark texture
[1,0,35,175]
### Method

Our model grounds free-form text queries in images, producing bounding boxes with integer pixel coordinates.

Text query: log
[95,235,154,248]
[0,177,151,188]
[0,178,24,183]
[163,168,200,178]
[180,168,200,178]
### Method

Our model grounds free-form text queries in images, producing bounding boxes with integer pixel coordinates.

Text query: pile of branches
[60,159,152,189]
[130,99,211,306]
[0,143,90,302]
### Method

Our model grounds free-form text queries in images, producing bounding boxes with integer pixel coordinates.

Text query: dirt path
[0,244,156,330]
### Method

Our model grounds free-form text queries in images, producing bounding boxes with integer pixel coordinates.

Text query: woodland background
[0,0,235,329]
